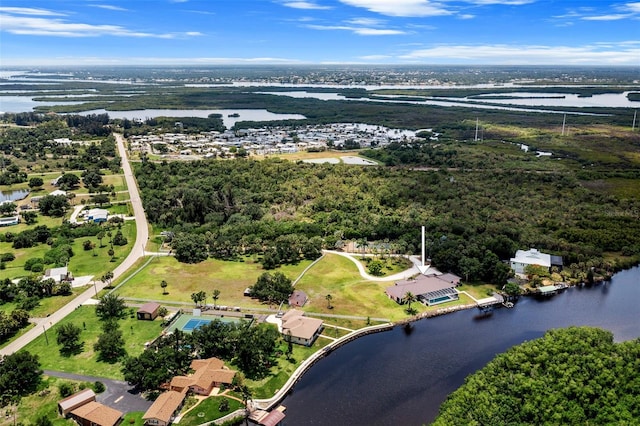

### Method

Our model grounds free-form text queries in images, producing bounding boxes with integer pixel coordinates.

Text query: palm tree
[160,280,168,295]
[212,289,220,309]
[240,385,253,425]
[325,294,333,309]
[403,291,416,311]
[356,238,369,259]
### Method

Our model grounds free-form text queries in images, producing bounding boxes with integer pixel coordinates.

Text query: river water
[282,267,640,425]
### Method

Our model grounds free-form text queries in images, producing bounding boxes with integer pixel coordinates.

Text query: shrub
[0,253,15,262]
[93,381,106,393]
[58,382,75,398]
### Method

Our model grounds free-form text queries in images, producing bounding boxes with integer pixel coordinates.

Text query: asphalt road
[44,370,152,413]
[0,134,149,356]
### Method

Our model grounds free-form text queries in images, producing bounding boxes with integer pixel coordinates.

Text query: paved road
[44,370,152,413]
[0,134,149,356]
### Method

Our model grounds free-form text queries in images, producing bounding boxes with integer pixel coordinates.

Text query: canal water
[282,267,640,425]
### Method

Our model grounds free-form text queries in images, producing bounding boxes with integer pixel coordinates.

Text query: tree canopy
[433,327,640,425]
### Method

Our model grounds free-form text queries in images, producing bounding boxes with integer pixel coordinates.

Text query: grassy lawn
[295,253,407,321]
[3,376,87,426]
[354,255,414,277]
[122,412,145,426]
[0,220,136,281]
[247,336,330,399]
[21,305,162,380]
[113,256,312,308]
[0,287,83,318]
[457,283,499,300]
[179,396,244,426]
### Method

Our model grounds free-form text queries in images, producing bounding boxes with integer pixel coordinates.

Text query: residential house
[386,274,460,306]
[169,357,236,396]
[280,309,324,346]
[58,389,96,417]
[0,216,19,227]
[510,248,552,275]
[69,401,123,426]
[137,302,161,320]
[44,265,72,283]
[50,189,67,197]
[85,208,109,223]
[142,390,186,426]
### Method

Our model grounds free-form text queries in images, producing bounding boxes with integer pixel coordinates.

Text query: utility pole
[561,114,566,136]
[474,118,479,142]
[633,110,637,131]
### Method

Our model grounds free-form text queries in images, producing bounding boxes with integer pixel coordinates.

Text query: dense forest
[433,327,640,425]
[135,157,640,282]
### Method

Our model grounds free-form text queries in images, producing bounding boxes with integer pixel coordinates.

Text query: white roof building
[510,248,552,275]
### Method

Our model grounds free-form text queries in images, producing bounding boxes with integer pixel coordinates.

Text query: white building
[510,248,552,275]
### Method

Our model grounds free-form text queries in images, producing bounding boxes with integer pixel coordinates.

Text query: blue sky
[0,0,638,66]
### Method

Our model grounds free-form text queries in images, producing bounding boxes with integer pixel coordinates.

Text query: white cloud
[339,0,453,17]
[306,23,406,35]
[581,13,632,21]
[2,56,309,66]
[0,11,198,38]
[400,43,640,65]
[0,7,64,16]
[359,54,392,60]
[282,1,332,10]
[458,14,475,19]
[623,2,640,13]
[92,5,128,12]
[346,17,385,26]
[461,0,534,5]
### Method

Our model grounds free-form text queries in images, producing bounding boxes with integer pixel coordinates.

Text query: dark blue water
[282,267,640,425]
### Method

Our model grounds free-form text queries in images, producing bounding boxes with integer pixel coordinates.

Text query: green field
[113,255,313,308]
[0,220,136,282]
[21,305,162,379]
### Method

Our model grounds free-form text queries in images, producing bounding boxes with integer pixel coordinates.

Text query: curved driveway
[0,133,149,356]
[323,250,421,281]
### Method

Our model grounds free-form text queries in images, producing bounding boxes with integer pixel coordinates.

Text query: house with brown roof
[137,302,161,320]
[169,357,236,396]
[280,309,323,346]
[386,274,460,306]
[58,388,96,417]
[69,401,123,426]
[142,390,186,426]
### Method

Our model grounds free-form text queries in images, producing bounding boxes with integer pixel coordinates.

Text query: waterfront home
[386,274,460,306]
[142,390,186,426]
[510,248,558,275]
[280,309,324,346]
[169,357,236,396]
